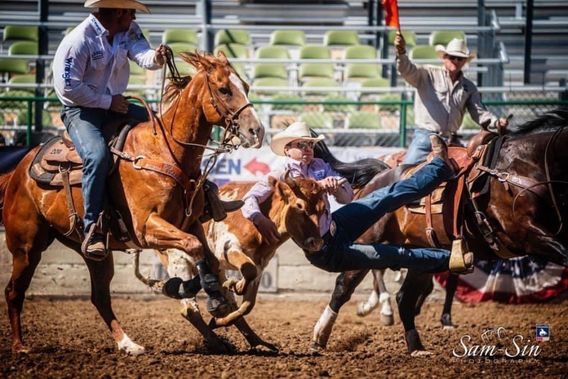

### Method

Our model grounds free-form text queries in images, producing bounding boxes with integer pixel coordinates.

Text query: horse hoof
[309,342,326,354]
[12,343,31,354]
[356,302,373,317]
[117,335,146,356]
[440,313,456,329]
[380,313,394,326]
[410,350,433,357]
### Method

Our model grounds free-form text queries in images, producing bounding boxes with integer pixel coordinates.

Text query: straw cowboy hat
[84,0,150,13]
[435,38,476,62]
[270,122,324,156]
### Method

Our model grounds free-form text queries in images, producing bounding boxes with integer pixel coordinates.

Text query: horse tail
[311,130,390,189]
[0,170,15,223]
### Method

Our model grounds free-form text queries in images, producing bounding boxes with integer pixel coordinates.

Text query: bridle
[159,46,254,153]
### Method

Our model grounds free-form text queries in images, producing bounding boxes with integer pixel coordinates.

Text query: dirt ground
[0,296,566,378]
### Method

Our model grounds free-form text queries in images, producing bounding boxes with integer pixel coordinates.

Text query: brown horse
[312,109,568,355]
[134,175,327,352]
[0,52,264,355]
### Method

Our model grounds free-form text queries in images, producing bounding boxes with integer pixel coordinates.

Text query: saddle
[29,125,135,241]
[403,129,497,248]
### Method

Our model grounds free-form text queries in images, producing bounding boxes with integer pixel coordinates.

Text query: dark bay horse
[0,52,264,355]
[135,175,327,352]
[312,108,568,355]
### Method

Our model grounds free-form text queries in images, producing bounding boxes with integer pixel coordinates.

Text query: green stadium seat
[214,29,251,47]
[8,41,38,55]
[343,45,380,82]
[347,111,381,129]
[3,25,38,43]
[253,64,288,80]
[169,42,197,55]
[461,112,479,129]
[323,94,357,113]
[429,30,466,47]
[215,43,249,58]
[0,59,29,77]
[162,29,198,45]
[270,30,305,46]
[409,45,438,60]
[251,77,289,96]
[255,46,290,59]
[302,77,339,96]
[299,45,333,81]
[300,112,333,129]
[323,30,359,46]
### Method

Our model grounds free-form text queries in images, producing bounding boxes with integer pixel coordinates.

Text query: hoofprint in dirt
[0,298,566,378]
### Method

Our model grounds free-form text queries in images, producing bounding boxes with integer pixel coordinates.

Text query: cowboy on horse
[52,0,242,260]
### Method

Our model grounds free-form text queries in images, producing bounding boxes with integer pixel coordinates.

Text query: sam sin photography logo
[452,325,550,359]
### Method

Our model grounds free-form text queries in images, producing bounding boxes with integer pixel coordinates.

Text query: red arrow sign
[245,157,271,175]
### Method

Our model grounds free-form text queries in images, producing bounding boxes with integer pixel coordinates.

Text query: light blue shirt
[241,157,354,236]
[53,14,161,109]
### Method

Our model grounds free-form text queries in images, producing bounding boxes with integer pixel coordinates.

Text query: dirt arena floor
[0,296,566,378]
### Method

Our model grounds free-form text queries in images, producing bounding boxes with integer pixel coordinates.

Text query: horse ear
[217,50,229,63]
[268,176,278,188]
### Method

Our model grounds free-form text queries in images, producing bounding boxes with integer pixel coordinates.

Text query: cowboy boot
[81,214,108,261]
[449,239,474,274]
[200,179,244,222]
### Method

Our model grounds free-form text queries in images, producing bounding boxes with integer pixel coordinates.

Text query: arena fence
[0,92,567,147]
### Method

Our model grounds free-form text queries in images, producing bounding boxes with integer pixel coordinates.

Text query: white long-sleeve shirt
[53,14,161,109]
[397,53,498,135]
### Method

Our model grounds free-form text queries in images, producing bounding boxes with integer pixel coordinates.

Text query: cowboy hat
[84,0,150,14]
[270,122,325,156]
[435,38,476,62]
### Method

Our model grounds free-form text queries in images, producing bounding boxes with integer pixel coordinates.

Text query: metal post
[399,93,408,147]
[524,0,534,84]
[477,0,485,86]
[367,0,374,39]
[376,0,389,79]
[35,0,49,133]
[202,0,213,52]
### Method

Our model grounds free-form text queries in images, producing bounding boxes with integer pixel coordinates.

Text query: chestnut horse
[134,175,327,352]
[0,52,264,355]
[312,109,568,355]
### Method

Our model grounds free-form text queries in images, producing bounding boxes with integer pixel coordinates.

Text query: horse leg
[4,218,53,353]
[5,248,43,353]
[357,269,395,326]
[441,274,459,329]
[312,269,369,351]
[143,215,229,318]
[179,297,235,354]
[396,270,433,356]
[84,254,145,355]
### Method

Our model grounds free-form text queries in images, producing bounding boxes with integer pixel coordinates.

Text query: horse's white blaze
[117,334,145,355]
[312,305,338,348]
[230,73,260,121]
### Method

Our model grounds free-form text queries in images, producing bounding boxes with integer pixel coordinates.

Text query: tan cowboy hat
[270,122,325,156]
[435,38,476,62]
[84,0,150,13]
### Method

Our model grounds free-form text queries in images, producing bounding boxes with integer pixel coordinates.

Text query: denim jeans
[403,128,436,165]
[61,103,148,231]
[305,157,453,273]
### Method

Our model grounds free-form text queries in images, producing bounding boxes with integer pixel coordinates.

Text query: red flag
[382,0,400,29]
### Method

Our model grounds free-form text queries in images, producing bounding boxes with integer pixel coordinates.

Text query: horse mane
[162,51,239,104]
[310,129,390,189]
[512,107,568,135]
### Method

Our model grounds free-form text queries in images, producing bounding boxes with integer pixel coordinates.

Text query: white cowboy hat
[84,0,150,14]
[270,122,325,156]
[435,38,476,62]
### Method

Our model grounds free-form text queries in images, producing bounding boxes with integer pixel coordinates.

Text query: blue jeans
[403,128,436,165]
[305,158,453,273]
[61,104,148,231]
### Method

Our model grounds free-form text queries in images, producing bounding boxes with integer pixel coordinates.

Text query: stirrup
[81,222,109,262]
[449,239,474,274]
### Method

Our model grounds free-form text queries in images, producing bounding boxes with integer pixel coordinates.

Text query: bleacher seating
[429,30,466,47]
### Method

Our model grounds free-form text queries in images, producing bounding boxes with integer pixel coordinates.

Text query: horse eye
[219,87,230,95]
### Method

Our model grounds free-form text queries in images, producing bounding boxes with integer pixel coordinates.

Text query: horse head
[180,51,264,148]
[268,174,326,252]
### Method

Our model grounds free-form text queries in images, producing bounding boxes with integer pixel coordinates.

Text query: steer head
[268,173,326,252]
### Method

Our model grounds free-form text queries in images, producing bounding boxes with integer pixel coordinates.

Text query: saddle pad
[29,136,83,186]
